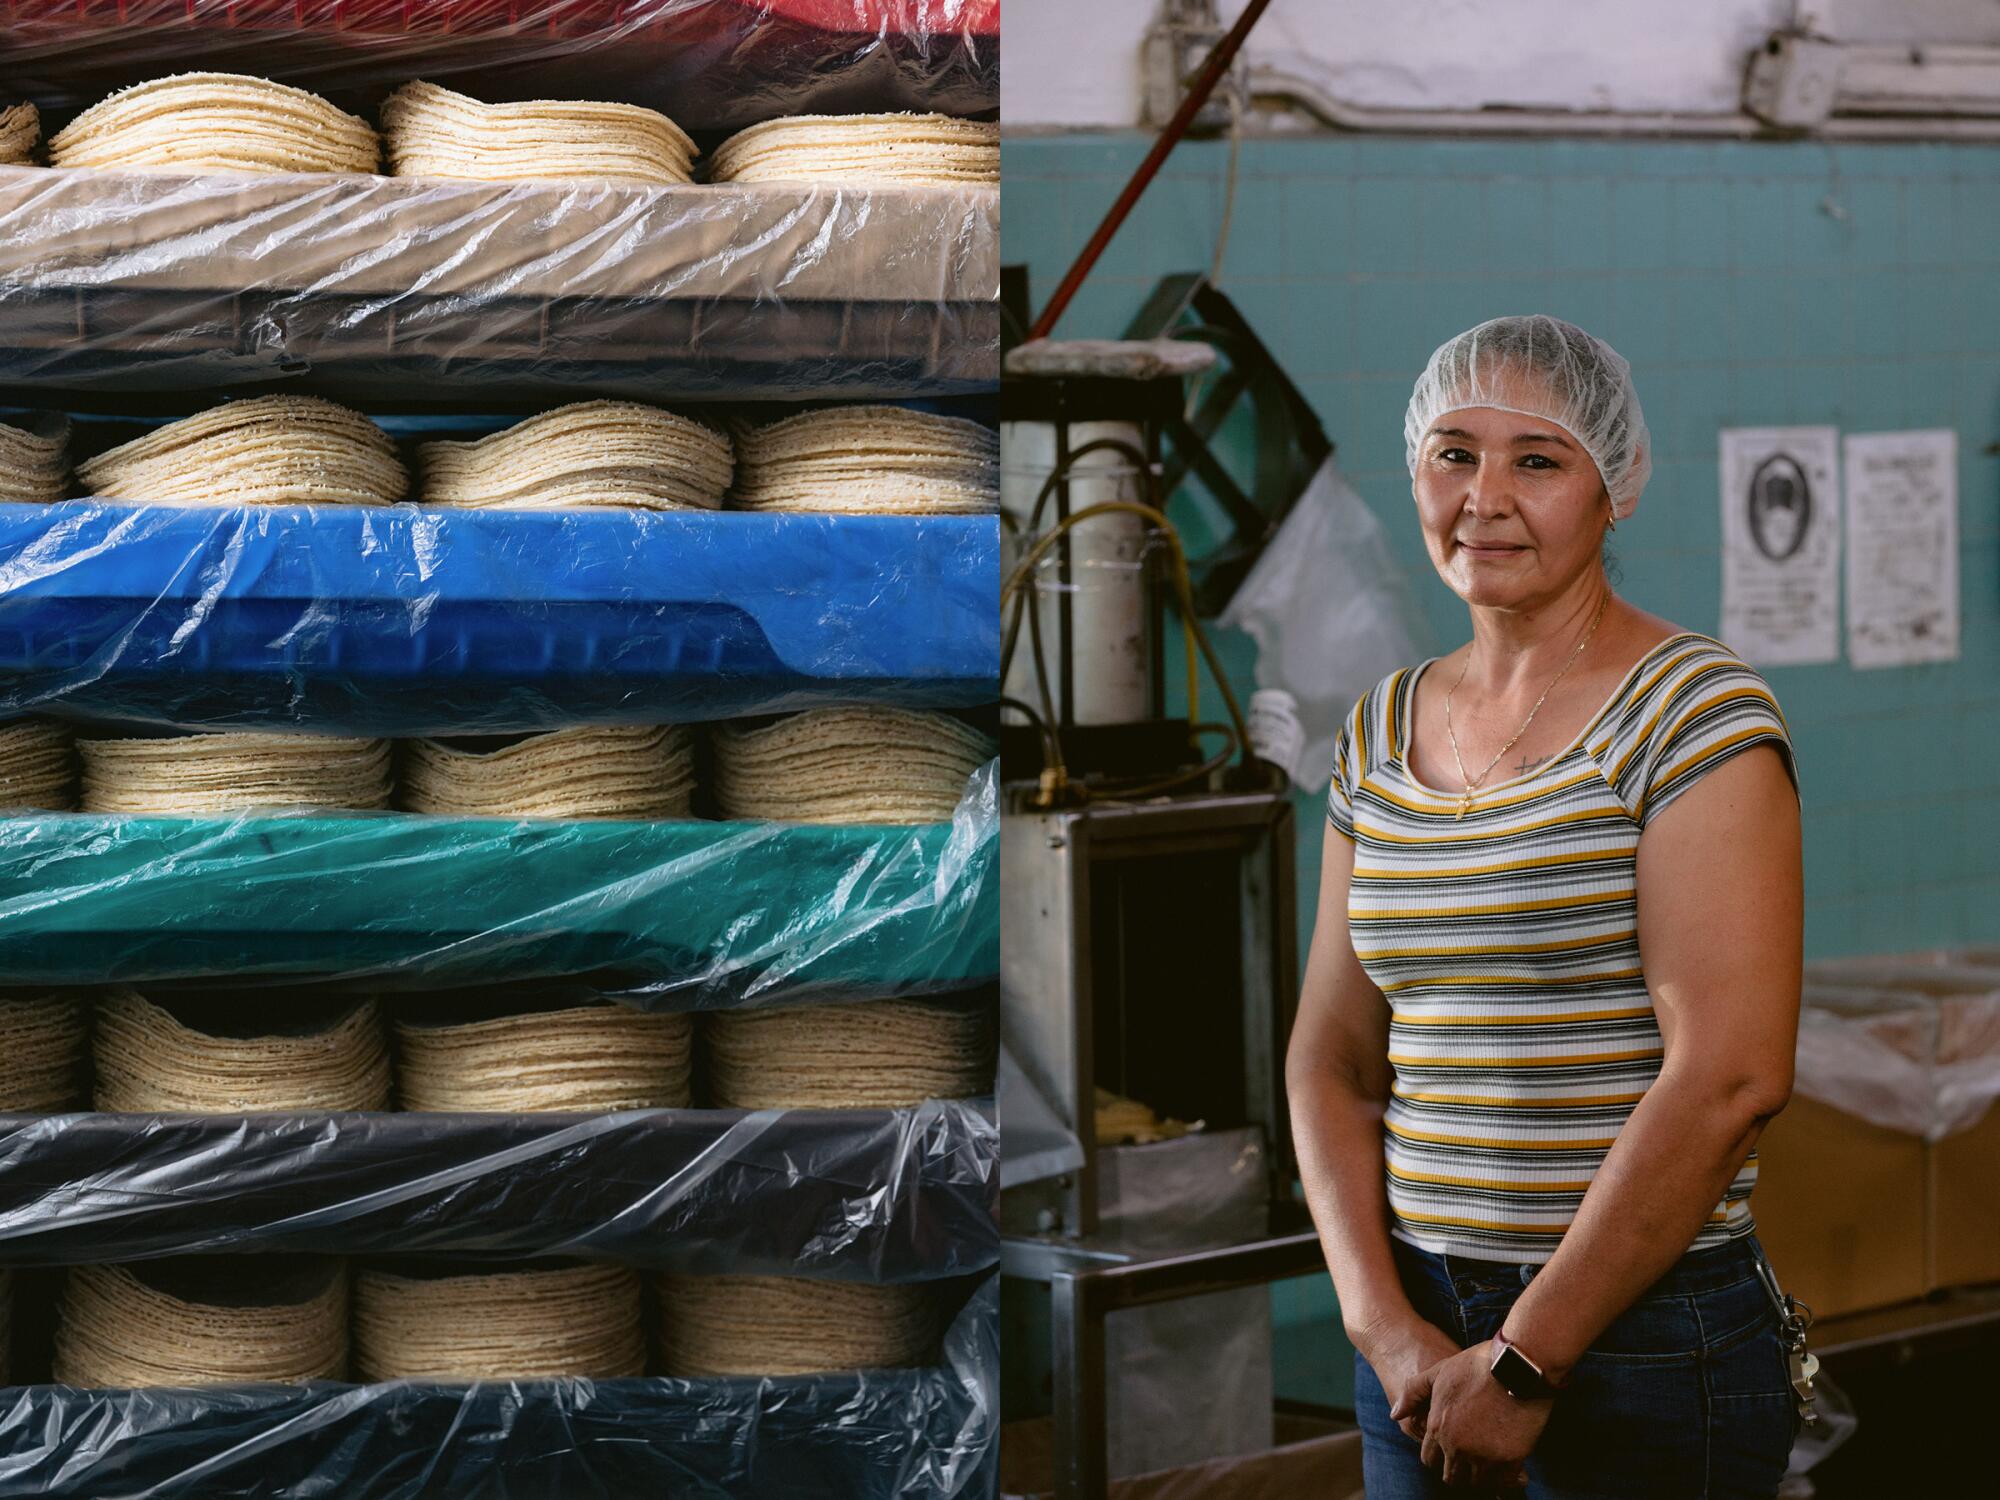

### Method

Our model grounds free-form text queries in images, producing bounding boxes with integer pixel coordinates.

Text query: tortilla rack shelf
[0,170,999,402]
[0,1097,997,1277]
[0,805,999,995]
[0,10,999,1492]
[0,504,999,734]
[0,0,1001,127]
[0,1288,996,1499]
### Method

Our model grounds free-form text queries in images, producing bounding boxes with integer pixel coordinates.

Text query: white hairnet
[1404,314,1653,519]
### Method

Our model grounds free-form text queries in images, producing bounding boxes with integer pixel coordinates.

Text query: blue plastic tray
[0,503,997,733]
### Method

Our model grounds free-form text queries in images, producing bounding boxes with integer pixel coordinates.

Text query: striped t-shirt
[1325,632,1797,1264]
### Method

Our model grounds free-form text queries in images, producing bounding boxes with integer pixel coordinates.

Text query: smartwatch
[1489,1331,1562,1400]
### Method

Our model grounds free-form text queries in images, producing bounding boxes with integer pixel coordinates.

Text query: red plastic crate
[0,3,998,38]
[0,1,999,123]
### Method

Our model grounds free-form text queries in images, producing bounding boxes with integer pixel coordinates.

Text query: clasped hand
[1388,1339,1553,1491]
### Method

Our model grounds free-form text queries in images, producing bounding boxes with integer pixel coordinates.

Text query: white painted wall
[1002,0,2000,129]
[1808,0,2000,46]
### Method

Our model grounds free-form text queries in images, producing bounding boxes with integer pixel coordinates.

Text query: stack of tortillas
[78,732,393,813]
[419,402,731,513]
[395,1000,693,1112]
[48,73,378,175]
[382,80,696,185]
[706,997,995,1109]
[0,719,77,810]
[0,990,91,1110]
[54,1259,349,1386]
[1095,1086,1194,1147]
[709,113,997,186]
[93,990,392,1113]
[658,1274,943,1377]
[400,726,697,820]
[731,407,997,515]
[78,397,408,508]
[355,1263,644,1380]
[0,413,71,503]
[0,103,37,165]
[712,707,992,824]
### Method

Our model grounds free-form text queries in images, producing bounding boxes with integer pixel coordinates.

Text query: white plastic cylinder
[1000,418,1155,727]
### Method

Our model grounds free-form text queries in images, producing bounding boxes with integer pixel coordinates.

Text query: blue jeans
[1355,1235,1797,1499]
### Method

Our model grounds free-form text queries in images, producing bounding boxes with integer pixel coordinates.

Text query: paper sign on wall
[1843,429,1958,669]
[1719,427,1841,665]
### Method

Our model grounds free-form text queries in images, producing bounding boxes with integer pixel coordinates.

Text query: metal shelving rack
[0,8,1000,1494]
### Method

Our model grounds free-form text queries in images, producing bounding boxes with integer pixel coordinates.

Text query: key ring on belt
[1752,1244,1819,1426]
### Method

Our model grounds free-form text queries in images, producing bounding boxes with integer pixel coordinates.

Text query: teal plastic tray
[0,785,996,1000]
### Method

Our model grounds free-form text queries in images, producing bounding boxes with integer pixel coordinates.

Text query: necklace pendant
[1456,791,1472,820]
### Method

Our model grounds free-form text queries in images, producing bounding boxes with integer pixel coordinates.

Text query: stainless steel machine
[1002,790,1298,1237]
[999,303,1335,1497]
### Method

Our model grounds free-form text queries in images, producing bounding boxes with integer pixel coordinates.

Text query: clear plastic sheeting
[1217,457,1433,786]
[0,765,999,1000]
[0,1,999,129]
[1796,983,2000,1141]
[0,1098,996,1279]
[0,504,1000,734]
[0,170,999,400]
[0,1274,998,1499]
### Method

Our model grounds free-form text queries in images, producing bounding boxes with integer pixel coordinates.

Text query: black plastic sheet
[0,1099,997,1279]
[0,1275,998,1498]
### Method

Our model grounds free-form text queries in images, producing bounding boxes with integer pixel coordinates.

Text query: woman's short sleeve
[1325,704,1360,839]
[1598,640,1798,830]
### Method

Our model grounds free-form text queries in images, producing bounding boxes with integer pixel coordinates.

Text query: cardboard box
[1000,1415,1364,1500]
[1929,991,2000,1290]
[1751,1094,1928,1319]
[1929,1100,2000,1290]
[1783,971,2000,1298]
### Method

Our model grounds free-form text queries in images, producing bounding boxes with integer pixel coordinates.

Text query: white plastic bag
[1783,1368,1859,1493]
[1794,982,2000,1141]
[1219,458,1432,786]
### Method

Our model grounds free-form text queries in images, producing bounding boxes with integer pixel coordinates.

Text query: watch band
[1489,1331,1562,1400]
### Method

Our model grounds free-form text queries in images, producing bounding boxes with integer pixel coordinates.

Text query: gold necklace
[1442,594,1609,820]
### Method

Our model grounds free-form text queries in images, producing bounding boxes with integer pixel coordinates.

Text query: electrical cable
[999,695,1064,774]
[1092,723,1239,801]
[999,437,1155,694]
[999,436,1256,805]
[1001,498,1251,779]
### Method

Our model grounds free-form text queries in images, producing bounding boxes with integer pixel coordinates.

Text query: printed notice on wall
[1842,430,1958,669]
[1719,427,1841,665]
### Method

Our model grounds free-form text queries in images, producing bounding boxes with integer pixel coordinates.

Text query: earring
[1608,510,1618,532]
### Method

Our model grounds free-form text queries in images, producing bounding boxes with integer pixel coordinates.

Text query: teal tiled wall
[1004,129,2000,1410]
[1006,129,2000,964]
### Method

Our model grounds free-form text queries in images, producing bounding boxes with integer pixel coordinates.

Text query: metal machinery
[999,276,1334,1498]
[1000,791,1324,1497]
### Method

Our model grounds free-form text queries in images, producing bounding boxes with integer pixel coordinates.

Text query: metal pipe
[1248,64,2000,142]
[1249,66,1763,138]
[1029,0,1275,340]
[1818,114,2000,140]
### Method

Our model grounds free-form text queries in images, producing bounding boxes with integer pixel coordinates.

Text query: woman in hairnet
[1288,316,1803,1496]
